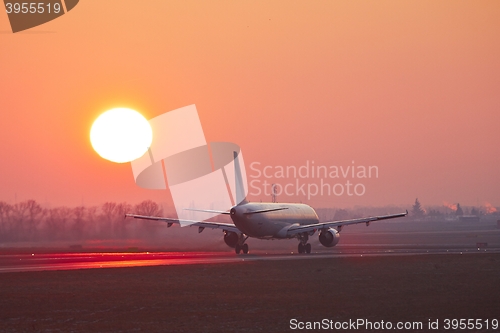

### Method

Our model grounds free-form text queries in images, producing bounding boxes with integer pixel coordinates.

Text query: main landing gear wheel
[298,243,312,254]
[235,243,249,254]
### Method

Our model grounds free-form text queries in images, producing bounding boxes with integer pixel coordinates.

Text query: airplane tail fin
[234,151,247,205]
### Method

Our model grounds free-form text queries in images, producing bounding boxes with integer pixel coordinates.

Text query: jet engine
[223,231,239,248]
[319,228,340,247]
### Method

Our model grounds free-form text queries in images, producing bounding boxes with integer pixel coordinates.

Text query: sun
[90,108,153,163]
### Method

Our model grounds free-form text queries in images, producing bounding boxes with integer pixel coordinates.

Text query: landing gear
[297,243,311,254]
[297,233,312,254]
[235,234,249,254]
[235,243,249,254]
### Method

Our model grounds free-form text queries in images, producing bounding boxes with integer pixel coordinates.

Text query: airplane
[126,152,408,254]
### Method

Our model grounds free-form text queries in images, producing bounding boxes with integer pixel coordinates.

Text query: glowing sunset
[1,2,500,332]
[0,1,498,210]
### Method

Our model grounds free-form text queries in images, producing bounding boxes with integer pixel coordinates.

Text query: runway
[1,248,499,332]
[1,246,499,273]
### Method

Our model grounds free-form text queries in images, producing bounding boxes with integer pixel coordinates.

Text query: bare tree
[10,201,31,241]
[134,200,164,238]
[0,200,43,241]
[0,201,12,240]
[72,206,86,240]
[101,202,118,221]
[134,200,163,216]
[114,202,133,238]
[44,207,72,241]
[25,200,44,241]
[100,202,118,238]
[85,206,99,239]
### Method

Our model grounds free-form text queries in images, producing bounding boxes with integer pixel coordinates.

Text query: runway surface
[1,246,499,273]
[1,248,499,332]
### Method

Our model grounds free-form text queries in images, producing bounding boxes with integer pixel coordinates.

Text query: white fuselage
[229,202,319,239]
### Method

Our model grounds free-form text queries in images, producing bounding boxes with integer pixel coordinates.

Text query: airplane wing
[286,210,408,236]
[183,208,230,215]
[125,214,241,234]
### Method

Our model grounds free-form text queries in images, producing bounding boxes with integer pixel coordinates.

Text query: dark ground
[0,253,499,332]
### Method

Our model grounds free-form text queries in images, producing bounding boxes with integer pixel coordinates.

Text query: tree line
[411,198,498,220]
[315,199,499,222]
[0,200,165,243]
[1,198,497,243]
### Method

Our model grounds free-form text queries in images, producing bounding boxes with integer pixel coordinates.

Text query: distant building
[497,220,500,229]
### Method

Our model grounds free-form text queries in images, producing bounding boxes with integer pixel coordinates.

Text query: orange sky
[0,1,499,209]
